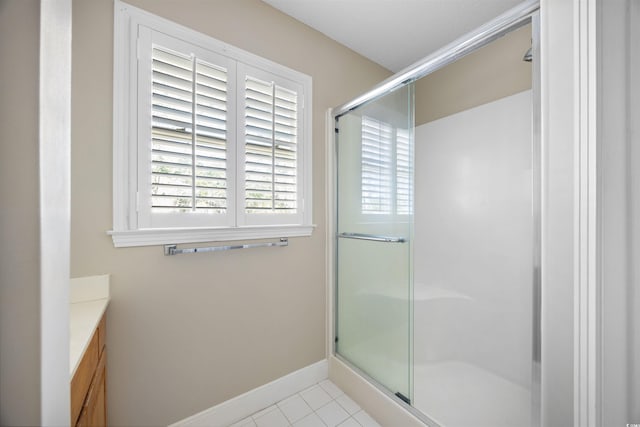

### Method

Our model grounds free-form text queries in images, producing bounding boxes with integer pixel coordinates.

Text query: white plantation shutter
[150,47,195,212]
[193,60,229,212]
[113,9,311,246]
[240,65,303,226]
[244,77,276,212]
[150,47,229,213]
[244,76,298,213]
[272,86,298,212]
[137,28,236,229]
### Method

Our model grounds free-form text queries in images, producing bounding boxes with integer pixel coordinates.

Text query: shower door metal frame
[328,0,541,425]
[331,0,539,118]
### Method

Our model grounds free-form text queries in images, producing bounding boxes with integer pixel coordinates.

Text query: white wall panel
[413,90,533,427]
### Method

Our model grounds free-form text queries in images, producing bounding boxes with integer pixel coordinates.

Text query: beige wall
[70,1,390,425]
[0,1,42,424]
[415,24,532,126]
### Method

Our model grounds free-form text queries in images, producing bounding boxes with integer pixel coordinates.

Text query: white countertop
[69,275,110,378]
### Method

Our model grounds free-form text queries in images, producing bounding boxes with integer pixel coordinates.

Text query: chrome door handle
[337,232,406,243]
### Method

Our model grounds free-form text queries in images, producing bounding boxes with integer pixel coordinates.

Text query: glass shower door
[335,84,414,403]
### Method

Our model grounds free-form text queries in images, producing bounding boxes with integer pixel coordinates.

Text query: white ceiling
[262,0,524,72]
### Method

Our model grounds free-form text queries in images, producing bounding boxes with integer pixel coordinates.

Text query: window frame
[111,1,313,247]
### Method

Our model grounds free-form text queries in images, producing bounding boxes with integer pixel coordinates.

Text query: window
[361,116,412,216]
[111,1,312,247]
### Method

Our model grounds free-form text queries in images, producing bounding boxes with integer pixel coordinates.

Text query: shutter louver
[244,76,298,214]
[361,117,393,214]
[194,60,228,212]
[151,47,194,212]
[150,46,228,214]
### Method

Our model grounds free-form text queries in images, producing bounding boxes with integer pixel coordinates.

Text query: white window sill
[108,224,315,248]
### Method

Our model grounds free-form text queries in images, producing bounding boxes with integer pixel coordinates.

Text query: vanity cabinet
[71,314,107,426]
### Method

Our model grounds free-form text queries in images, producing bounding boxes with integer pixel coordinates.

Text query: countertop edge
[70,298,109,379]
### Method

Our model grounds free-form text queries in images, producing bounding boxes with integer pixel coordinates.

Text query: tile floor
[228,380,382,427]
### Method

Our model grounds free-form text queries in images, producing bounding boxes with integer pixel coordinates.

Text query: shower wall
[413,90,533,426]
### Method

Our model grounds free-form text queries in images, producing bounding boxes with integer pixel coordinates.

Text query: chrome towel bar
[337,232,406,243]
[164,238,288,256]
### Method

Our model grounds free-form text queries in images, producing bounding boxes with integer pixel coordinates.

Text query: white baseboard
[169,359,328,427]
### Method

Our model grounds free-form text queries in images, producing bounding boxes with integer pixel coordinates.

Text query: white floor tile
[335,394,361,416]
[319,379,344,399]
[223,378,381,427]
[277,393,313,424]
[299,384,332,410]
[336,418,361,427]
[229,416,257,427]
[315,401,350,427]
[292,412,326,427]
[353,410,382,427]
[253,407,290,427]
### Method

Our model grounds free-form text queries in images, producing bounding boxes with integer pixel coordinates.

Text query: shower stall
[331,1,540,426]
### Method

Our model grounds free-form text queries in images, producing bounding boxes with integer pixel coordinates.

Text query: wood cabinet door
[75,407,89,427]
[71,332,99,424]
[89,350,107,427]
[71,313,108,427]
[76,349,107,427]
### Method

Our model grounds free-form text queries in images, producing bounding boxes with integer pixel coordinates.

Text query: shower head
[523,47,533,62]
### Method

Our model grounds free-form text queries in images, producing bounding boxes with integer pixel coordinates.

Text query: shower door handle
[337,232,406,243]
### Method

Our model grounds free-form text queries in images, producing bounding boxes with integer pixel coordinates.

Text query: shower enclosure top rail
[331,0,539,119]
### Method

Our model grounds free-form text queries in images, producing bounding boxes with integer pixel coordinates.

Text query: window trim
[111,1,313,247]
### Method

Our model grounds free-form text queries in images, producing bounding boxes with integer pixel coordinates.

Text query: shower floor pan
[414,361,531,427]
